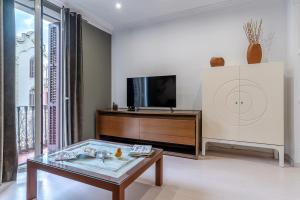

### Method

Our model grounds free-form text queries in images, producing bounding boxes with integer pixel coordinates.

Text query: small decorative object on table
[112,102,118,111]
[243,19,263,64]
[114,148,122,158]
[83,147,97,157]
[210,57,225,67]
[54,152,78,161]
[129,145,154,157]
[97,150,113,163]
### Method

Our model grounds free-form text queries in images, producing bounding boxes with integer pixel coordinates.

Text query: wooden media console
[96,109,201,159]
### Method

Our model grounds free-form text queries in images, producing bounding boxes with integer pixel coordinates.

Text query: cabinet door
[238,63,284,145]
[202,66,239,140]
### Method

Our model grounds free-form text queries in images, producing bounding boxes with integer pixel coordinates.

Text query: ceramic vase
[247,43,262,64]
[210,57,225,67]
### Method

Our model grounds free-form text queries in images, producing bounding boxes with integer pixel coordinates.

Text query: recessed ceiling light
[115,2,122,10]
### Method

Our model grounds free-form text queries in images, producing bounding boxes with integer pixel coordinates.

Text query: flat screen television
[127,75,176,108]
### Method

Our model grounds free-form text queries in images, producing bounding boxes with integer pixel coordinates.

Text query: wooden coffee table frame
[27,142,163,200]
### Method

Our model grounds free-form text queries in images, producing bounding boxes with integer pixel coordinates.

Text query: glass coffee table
[26,140,163,200]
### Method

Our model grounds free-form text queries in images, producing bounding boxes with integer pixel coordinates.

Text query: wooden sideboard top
[97,108,201,117]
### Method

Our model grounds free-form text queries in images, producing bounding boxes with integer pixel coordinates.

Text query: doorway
[15,0,61,165]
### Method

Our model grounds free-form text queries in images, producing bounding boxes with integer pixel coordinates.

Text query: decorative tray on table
[47,140,145,178]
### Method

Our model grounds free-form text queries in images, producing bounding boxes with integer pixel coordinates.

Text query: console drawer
[140,118,196,145]
[97,115,140,139]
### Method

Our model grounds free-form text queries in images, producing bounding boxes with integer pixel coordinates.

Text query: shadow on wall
[284,74,294,159]
[193,83,202,110]
[261,32,275,62]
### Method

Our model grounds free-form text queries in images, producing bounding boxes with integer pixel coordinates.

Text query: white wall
[112,0,300,161]
[287,0,300,165]
[112,0,287,110]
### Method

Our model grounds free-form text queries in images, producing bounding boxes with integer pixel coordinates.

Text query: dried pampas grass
[243,19,263,44]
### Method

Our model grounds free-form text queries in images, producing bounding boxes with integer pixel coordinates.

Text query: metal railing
[16,106,49,153]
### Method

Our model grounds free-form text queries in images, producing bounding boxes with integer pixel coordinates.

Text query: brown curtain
[0,0,17,183]
[62,8,83,146]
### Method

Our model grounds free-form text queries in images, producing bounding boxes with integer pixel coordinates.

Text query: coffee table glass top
[29,140,148,184]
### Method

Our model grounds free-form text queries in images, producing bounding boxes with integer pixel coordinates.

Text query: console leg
[202,139,207,156]
[274,149,279,160]
[278,146,284,167]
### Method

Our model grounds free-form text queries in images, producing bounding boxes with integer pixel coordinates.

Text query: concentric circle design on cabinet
[213,79,267,126]
[213,79,239,126]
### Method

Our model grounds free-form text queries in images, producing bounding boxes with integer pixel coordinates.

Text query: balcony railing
[16,106,49,153]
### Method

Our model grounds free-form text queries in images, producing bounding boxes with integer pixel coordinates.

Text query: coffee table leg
[27,162,37,200]
[113,188,124,200]
[155,156,163,186]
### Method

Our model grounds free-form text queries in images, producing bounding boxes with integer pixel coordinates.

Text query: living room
[0,0,300,199]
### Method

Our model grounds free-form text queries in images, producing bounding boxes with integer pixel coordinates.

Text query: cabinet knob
[241,101,244,104]
[235,101,238,104]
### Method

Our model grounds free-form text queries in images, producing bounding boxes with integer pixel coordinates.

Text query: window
[15,0,62,165]
[29,56,34,78]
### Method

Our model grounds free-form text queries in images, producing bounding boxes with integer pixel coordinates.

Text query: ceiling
[57,0,260,33]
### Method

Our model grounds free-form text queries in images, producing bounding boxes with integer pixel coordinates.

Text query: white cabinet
[202,63,284,167]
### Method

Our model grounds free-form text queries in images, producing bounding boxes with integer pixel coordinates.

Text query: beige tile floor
[1,152,300,200]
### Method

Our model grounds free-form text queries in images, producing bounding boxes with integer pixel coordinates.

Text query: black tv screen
[127,75,176,108]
